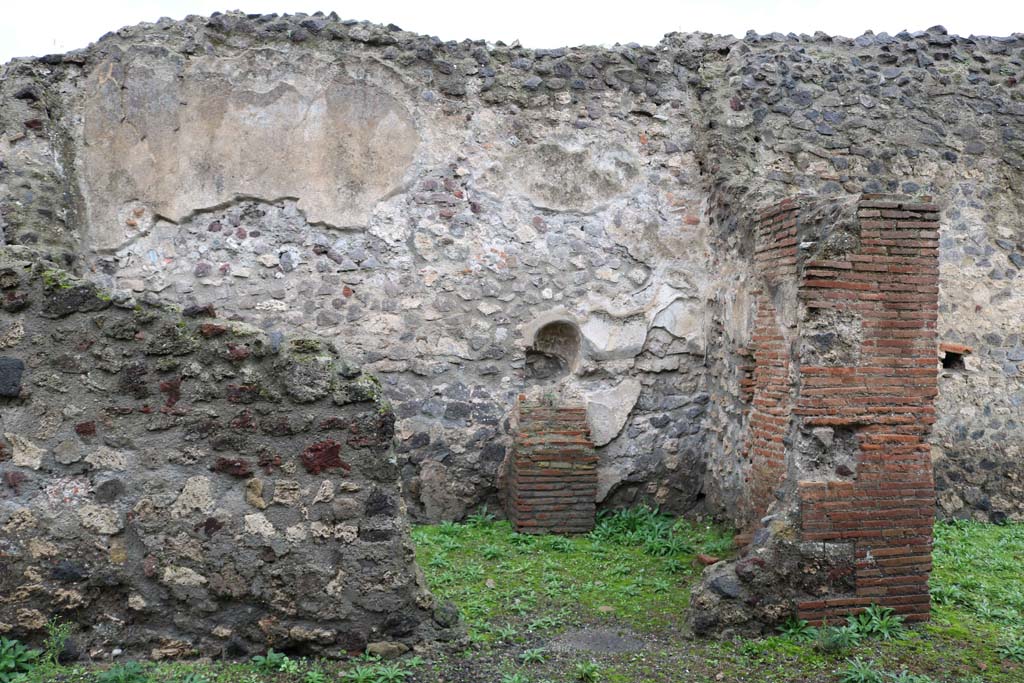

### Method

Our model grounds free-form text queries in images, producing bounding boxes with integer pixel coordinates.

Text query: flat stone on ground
[549,627,647,654]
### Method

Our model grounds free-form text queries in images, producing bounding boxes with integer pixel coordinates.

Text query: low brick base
[506,400,597,534]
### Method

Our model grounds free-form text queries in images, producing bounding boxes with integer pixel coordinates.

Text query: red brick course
[746,199,801,524]
[506,399,597,534]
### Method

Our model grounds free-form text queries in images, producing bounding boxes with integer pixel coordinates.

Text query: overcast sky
[2,0,1023,64]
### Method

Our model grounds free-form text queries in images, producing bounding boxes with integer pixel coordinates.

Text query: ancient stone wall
[0,247,457,656]
[37,15,717,522]
[1,12,1022,528]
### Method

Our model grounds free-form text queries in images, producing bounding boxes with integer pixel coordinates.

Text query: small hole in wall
[939,342,972,371]
[941,351,966,371]
[526,321,581,382]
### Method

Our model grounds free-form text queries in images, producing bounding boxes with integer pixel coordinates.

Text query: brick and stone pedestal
[506,399,597,535]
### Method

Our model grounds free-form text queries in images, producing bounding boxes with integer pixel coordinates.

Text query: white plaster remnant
[0,321,25,348]
[586,379,642,447]
[271,479,302,506]
[651,298,704,351]
[81,55,420,250]
[162,566,207,587]
[580,315,648,360]
[597,462,635,502]
[171,477,215,518]
[325,570,348,598]
[312,480,335,504]
[77,504,122,535]
[85,446,128,471]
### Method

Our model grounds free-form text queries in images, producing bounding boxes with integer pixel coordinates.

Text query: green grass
[15,655,423,683]
[930,520,1024,630]
[7,516,1024,682]
[412,507,734,640]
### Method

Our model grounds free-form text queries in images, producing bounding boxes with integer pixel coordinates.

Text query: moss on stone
[290,338,323,355]
[40,268,76,290]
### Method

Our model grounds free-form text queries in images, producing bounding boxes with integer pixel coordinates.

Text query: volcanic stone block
[0,356,24,397]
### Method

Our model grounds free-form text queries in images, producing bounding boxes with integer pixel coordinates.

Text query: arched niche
[525,320,581,381]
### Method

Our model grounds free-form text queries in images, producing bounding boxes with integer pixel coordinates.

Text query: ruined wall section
[54,16,720,521]
[794,195,938,624]
[743,200,801,527]
[932,184,1024,522]
[2,15,1023,523]
[0,56,84,261]
[0,247,456,657]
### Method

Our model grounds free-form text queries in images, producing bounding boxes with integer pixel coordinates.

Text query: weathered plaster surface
[80,51,420,248]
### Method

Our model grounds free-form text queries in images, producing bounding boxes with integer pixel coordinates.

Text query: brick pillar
[506,399,597,534]
[794,195,938,624]
[740,194,938,624]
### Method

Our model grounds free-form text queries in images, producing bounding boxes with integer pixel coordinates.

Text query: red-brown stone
[159,377,182,406]
[226,343,250,361]
[74,421,97,437]
[211,457,253,478]
[230,409,258,430]
[300,439,351,475]
[4,471,26,494]
[199,323,228,338]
